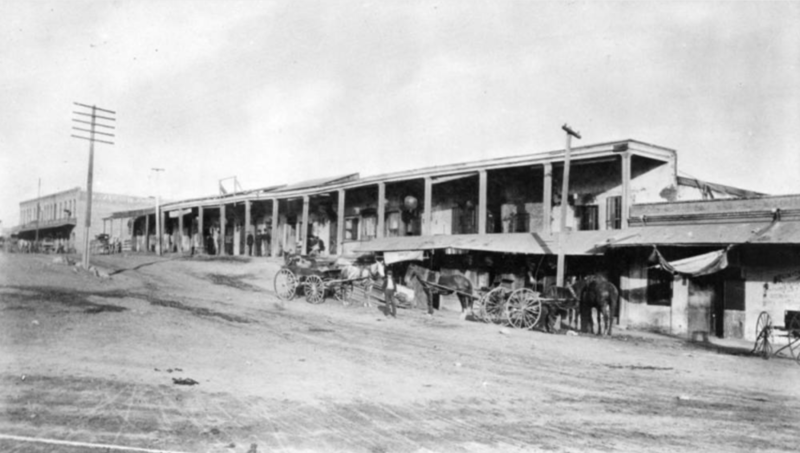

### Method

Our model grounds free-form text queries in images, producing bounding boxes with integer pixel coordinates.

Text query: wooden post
[423,177,432,236]
[543,162,552,235]
[377,183,386,239]
[337,189,345,256]
[271,200,279,257]
[478,170,487,234]
[144,211,150,253]
[245,200,252,255]
[197,206,204,254]
[557,124,581,288]
[178,209,184,254]
[621,152,631,229]
[301,196,310,255]
[220,204,226,256]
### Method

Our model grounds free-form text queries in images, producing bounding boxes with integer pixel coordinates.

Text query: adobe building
[606,195,800,342]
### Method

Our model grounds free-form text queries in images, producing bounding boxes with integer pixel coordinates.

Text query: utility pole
[71,102,115,269]
[556,124,581,287]
[152,168,165,255]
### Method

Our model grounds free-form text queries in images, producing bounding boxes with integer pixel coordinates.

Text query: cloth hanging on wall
[651,245,731,277]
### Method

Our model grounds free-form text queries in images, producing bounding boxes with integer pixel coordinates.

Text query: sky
[1,0,799,230]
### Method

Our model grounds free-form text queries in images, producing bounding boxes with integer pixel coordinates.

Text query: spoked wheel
[786,314,800,365]
[752,311,773,360]
[334,282,353,306]
[274,268,298,301]
[304,275,326,304]
[506,288,542,329]
[479,287,508,323]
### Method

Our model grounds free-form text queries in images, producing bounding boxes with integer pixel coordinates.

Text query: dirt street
[1,252,798,453]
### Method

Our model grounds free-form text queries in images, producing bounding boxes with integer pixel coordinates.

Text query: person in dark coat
[246,232,254,256]
[382,261,397,318]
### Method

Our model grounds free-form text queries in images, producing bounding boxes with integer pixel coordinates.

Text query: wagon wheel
[751,311,773,360]
[787,313,800,365]
[479,286,508,323]
[334,282,353,306]
[304,275,326,304]
[274,268,298,301]
[506,288,542,329]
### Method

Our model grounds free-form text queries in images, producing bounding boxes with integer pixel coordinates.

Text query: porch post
[245,200,252,255]
[301,195,310,255]
[178,210,184,253]
[377,182,386,239]
[159,210,166,255]
[337,189,345,256]
[220,204,226,256]
[144,211,150,253]
[198,206,205,254]
[478,170,487,234]
[271,200,280,257]
[423,176,432,236]
[543,162,553,235]
[621,152,631,229]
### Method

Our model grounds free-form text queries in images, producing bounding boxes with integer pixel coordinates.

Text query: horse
[541,284,579,333]
[576,275,619,336]
[405,264,474,317]
[339,259,383,307]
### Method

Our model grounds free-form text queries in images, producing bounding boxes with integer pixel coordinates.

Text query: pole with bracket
[556,124,581,287]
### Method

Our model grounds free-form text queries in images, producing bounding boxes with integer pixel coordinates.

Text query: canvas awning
[384,251,424,264]
[16,219,77,234]
[651,246,730,277]
[356,231,617,255]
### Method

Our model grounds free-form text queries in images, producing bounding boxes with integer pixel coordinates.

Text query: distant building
[15,187,152,253]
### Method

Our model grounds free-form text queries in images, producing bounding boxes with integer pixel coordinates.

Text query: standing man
[246,232,254,256]
[382,259,397,318]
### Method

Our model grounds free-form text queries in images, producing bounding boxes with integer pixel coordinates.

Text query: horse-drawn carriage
[405,264,578,330]
[273,253,379,305]
[752,310,800,365]
[405,264,616,334]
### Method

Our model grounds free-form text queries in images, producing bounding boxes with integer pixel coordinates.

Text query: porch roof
[605,221,800,246]
[15,219,77,236]
[355,230,618,255]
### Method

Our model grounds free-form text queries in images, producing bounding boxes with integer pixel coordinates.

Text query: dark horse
[406,264,474,316]
[542,284,579,333]
[575,275,619,336]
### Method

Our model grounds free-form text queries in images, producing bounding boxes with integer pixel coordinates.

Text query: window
[361,215,377,240]
[386,212,401,237]
[578,205,599,231]
[344,217,359,240]
[606,196,622,230]
[647,268,673,306]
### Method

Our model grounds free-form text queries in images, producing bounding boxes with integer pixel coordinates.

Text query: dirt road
[1,252,798,453]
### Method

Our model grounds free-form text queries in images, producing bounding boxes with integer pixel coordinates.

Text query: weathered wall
[742,265,800,342]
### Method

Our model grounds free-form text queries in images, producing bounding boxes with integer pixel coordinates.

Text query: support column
[478,170,487,234]
[337,189,345,256]
[178,210,184,254]
[301,195,310,255]
[220,204,226,256]
[198,206,205,254]
[423,177,432,236]
[245,200,252,256]
[621,152,631,229]
[144,212,150,253]
[159,210,166,255]
[543,162,553,235]
[271,200,279,257]
[377,183,386,239]
[128,217,134,252]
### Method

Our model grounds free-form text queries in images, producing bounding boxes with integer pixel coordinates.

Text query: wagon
[476,280,579,331]
[751,310,800,365]
[273,255,362,304]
